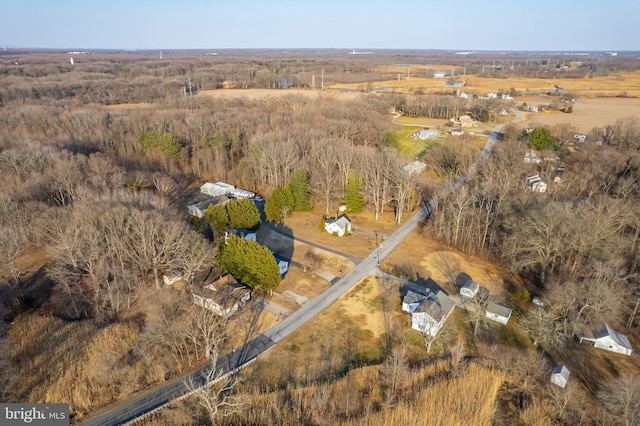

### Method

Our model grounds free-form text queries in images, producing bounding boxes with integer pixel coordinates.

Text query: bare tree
[185,356,246,425]
[0,224,29,301]
[311,140,339,214]
[381,346,408,404]
[598,374,640,426]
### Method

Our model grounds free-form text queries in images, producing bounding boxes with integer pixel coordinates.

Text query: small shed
[275,257,289,276]
[550,365,570,388]
[460,279,479,298]
[486,303,512,325]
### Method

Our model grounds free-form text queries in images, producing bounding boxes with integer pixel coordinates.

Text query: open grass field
[197,88,362,102]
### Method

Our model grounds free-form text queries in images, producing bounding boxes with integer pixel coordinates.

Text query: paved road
[83,335,274,426]
[81,111,518,426]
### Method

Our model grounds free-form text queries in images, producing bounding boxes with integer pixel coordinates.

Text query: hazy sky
[2,0,638,51]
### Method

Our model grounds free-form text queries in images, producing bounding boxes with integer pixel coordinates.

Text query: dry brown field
[518,95,640,132]
[331,70,640,97]
[197,88,362,102]
[382,230,509,297]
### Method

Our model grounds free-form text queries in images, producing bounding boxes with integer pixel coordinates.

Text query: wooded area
[1,50,640,424]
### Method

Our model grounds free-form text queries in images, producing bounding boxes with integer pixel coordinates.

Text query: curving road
[81,111,519,426]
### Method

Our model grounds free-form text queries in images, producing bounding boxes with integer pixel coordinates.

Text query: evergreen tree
[529,126,557,150]
[216,235,281,291]
[139,131,181,157]
[265,187,294,223]
[204,204,229,234]
[345,172,365,213]
[288,169,312,211]
[226,198,261,230]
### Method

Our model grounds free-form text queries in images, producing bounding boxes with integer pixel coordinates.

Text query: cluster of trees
[426,117,640,347]
[204,198,261,234]
[394,94,505,121]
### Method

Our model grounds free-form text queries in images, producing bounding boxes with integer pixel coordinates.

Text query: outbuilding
[550,365,570,388]
[485,303,512,325]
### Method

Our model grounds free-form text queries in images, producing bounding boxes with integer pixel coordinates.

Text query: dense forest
[1,50,640,425]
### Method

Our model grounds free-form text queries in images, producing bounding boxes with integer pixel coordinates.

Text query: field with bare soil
[519,95,640,132]
[332,70,640,97]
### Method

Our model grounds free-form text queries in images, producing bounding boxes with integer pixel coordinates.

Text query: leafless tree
[185,355,246,425]
[381,346,408,404]
[598,374,640,426]
[520,307,565,350]
[0,224,29,301]
[311,140,339,214]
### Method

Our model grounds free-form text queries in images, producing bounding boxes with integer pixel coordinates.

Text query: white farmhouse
[580,323,633,356]
[324,214,351,236]
[409,291,455,337]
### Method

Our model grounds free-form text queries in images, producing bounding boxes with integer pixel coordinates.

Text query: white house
[201,181,235,197]
[460,279,479,298]
[550,365,570,388]
[403,161,427,175]
[580,323,633,356]
[573,134,587,143]
[409,291,456,337]
[524,150,542,164]
[526,175,548,193]
[411,129,439,140]
[486,303,512,325]
[192,275,251,318]
[163,271,188,287]
[324,214,351,236]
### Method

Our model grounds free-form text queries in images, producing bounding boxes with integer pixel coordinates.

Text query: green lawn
[390,126,441,160]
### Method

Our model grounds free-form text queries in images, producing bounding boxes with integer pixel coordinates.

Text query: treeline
[395,94,506,120]
[425,116,640,346]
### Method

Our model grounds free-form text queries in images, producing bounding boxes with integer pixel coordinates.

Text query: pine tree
[204,204,230,234]
[226,198,261,230]
[216,235,281,291]
[529,127,557,150]
[288,169,312,211]
[265,187,294,223]
[345,172,365,213]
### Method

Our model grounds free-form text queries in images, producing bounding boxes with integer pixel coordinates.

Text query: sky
[1,0,638,51]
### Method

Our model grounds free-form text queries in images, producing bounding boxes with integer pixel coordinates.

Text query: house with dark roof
[408,290,455,337]
[580,323,633,356]
[192,275,251,318]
